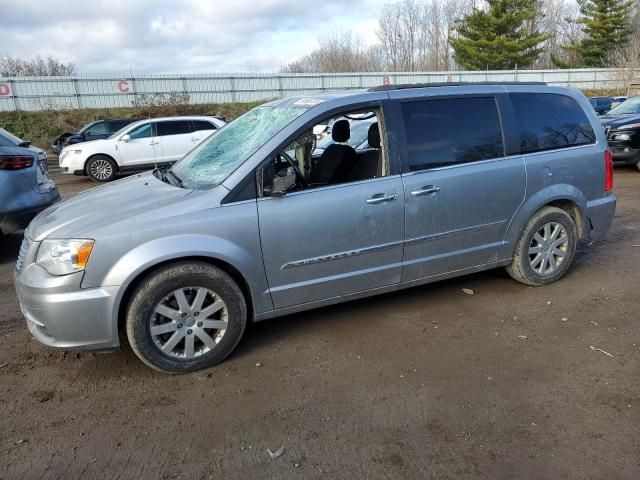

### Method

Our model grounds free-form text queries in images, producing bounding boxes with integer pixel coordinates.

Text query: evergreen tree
[450,0,549,70]
[564,0,634,67]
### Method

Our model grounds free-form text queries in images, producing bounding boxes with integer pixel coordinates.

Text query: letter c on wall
[117,80,130,93]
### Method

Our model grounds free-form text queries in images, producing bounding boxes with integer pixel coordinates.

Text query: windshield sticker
[293,98,325,107]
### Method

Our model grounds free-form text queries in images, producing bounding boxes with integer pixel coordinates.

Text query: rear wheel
[506,206,577,286]
[126,262,247,374]
[86,155,117,182]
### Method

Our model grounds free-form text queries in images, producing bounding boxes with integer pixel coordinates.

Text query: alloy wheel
[528,221,569,276]
[89,159,113,180]
[150,287,228,359]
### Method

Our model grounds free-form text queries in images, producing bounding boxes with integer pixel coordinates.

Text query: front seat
[309,120,357,185]
[350,122,383,181]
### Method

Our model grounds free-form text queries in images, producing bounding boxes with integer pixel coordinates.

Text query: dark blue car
[0,127,60,236]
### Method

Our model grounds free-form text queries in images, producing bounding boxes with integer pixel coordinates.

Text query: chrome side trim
[281,240,404,270]
[405,220,506,246]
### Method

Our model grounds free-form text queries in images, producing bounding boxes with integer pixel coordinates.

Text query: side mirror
[120,134,131,142]
[265,167,297,197]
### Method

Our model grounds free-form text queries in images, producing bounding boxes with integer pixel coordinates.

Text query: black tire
[506,206,578,286]
[126,262,247,374]
[86,155,117,182]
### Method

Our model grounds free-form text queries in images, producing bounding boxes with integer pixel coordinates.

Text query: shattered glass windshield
[170,105,308,189]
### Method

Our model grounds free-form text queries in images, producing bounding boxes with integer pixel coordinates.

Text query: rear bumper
[585,195,616,241]
[14,259,120,350]
[0,189,60,234]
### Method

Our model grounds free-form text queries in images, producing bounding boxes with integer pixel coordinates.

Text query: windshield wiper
[166,169,183,187]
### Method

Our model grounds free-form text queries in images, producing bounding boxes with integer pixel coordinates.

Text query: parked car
[51,119,139,155]
[58,116,226,182]
[0,128,59,236]
[611,96,627,107]
[600,95,640,170]
[589,96,613,115]
[15,83,616,373]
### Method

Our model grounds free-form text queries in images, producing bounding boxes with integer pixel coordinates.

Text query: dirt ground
[1,169,639,480]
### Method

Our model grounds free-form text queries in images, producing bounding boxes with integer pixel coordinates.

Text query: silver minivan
[14,83,616,373]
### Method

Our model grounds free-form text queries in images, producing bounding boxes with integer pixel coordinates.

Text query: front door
[117,122,159,168]
[257,106,405,310]
[395,94,526,282]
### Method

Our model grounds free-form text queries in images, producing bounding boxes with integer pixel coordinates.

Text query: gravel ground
[1,169,639,480]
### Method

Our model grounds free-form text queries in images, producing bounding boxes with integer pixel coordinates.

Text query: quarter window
[510,93,596,154]
[401,97,504,172]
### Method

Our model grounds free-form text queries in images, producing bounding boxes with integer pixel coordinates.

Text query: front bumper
[59,154,86,175]
[14,241,120,350]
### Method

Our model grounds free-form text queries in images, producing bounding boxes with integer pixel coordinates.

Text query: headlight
[618,123,640,130]
[60,149,82,160]
[36,239,94,275]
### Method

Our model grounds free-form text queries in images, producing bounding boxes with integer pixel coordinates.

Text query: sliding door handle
[367,193,398,205]
[411,185,440,197]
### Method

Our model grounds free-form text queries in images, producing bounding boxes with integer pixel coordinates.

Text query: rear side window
[157,120,191,136]
[191,120,217,132]
[401,97,504,171]
[510,93,596,154]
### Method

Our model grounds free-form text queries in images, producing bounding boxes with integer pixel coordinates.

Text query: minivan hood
[27,172,200,241]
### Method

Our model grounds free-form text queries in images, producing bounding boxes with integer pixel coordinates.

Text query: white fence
[0,69,621,112]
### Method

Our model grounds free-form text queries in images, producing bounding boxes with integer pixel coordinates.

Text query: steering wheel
[279,150,307,189]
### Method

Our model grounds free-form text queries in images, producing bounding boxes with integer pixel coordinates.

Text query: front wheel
[86,155,117,182]
[506,206,578,286]
[126,262,247,374]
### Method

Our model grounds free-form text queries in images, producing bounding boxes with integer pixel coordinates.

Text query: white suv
[59,116,226,182]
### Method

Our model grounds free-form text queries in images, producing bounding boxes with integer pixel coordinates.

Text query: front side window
[510,93,596,153]
[170,105,307,190]
[85,122,107,136]
[128,123,153,140]
[402,97,504,172]
[261,109,387,196]
[157,120,191,136]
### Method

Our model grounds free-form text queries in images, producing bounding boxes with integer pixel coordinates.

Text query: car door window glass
[85,122,107,136]
[157,121,191,136]
[402,97,504,172]
[191,120,216,132]
[510,93,596,154]
[262,109,387,195]
[128,124,153,139]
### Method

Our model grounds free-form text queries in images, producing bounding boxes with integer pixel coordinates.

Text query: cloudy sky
[0,0,387,74]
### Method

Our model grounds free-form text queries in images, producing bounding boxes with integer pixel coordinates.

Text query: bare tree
[0,55,77,77]
[281,31,383,73]
[606,29,640,95]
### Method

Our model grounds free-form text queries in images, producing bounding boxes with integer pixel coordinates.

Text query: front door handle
[191,137,200,142]
[367,193,398,205]
[149,141,159,146]
[411,185,440,197]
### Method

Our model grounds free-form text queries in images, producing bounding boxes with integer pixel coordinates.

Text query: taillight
[0,155,34,170]
[604,150,613,192]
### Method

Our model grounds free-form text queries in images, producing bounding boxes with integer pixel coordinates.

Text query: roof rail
[368,81,547,92]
